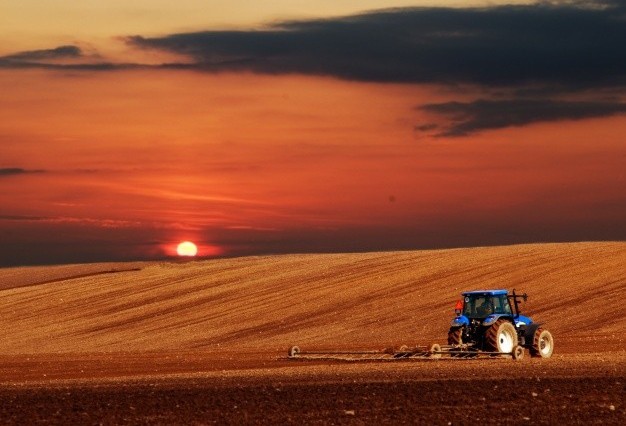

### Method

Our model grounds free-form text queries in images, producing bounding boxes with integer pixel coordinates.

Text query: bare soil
[0,242,625,424]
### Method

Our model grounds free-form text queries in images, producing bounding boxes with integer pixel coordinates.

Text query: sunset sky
[1,0,625,266]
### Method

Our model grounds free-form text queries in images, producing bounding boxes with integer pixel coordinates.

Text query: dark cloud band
[128,1,626,89]
[3,2,626,136]
[419,99,626,136]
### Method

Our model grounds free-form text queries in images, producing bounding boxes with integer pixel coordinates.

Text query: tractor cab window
[462,295,494,317]
[493,295,513,315]
[463,294,513,317]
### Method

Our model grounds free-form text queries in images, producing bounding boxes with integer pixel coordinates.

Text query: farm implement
[288,289,553,362]
[288,343,525,361]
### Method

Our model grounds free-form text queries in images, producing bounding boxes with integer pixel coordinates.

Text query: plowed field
[0,242,624,424]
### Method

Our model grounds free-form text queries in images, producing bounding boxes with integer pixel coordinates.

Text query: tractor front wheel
[530,328,554,358]
[484,320,517,353]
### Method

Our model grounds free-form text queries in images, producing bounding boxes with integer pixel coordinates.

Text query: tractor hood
[450,315,470,327]
[514,314,533,327]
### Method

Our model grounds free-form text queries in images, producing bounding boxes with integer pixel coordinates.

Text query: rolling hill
[1,242,624,355]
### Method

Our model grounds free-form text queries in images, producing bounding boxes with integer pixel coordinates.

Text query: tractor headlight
[483,315,498,326]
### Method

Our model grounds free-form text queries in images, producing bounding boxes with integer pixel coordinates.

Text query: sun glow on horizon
[176,241,198,257]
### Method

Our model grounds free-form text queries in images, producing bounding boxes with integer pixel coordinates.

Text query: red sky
[1,1,625,265]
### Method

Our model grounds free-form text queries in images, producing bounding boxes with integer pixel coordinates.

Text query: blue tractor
[448,289,554,358]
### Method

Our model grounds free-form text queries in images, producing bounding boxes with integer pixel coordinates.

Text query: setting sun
[176,241,198,257]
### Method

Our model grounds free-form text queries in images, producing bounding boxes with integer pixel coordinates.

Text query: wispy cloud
[0,45,82,62]
[0,44,140,71]
[0,214,140,228]
[0,214,48,221]
[0,168,45,177]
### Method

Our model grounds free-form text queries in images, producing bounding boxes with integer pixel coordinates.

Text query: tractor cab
[453,289,533,326]
[460,290,513,318]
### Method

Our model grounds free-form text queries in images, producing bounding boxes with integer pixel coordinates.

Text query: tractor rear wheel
[530,328,554,358]
[447,327,463,345]
[484,320,517,353]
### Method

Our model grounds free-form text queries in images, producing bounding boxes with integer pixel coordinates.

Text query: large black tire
[448,327,463,346]
[484,319,517,353]
[530,328,554,358]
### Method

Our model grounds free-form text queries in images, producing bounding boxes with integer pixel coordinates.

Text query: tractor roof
[462,289,508,296]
